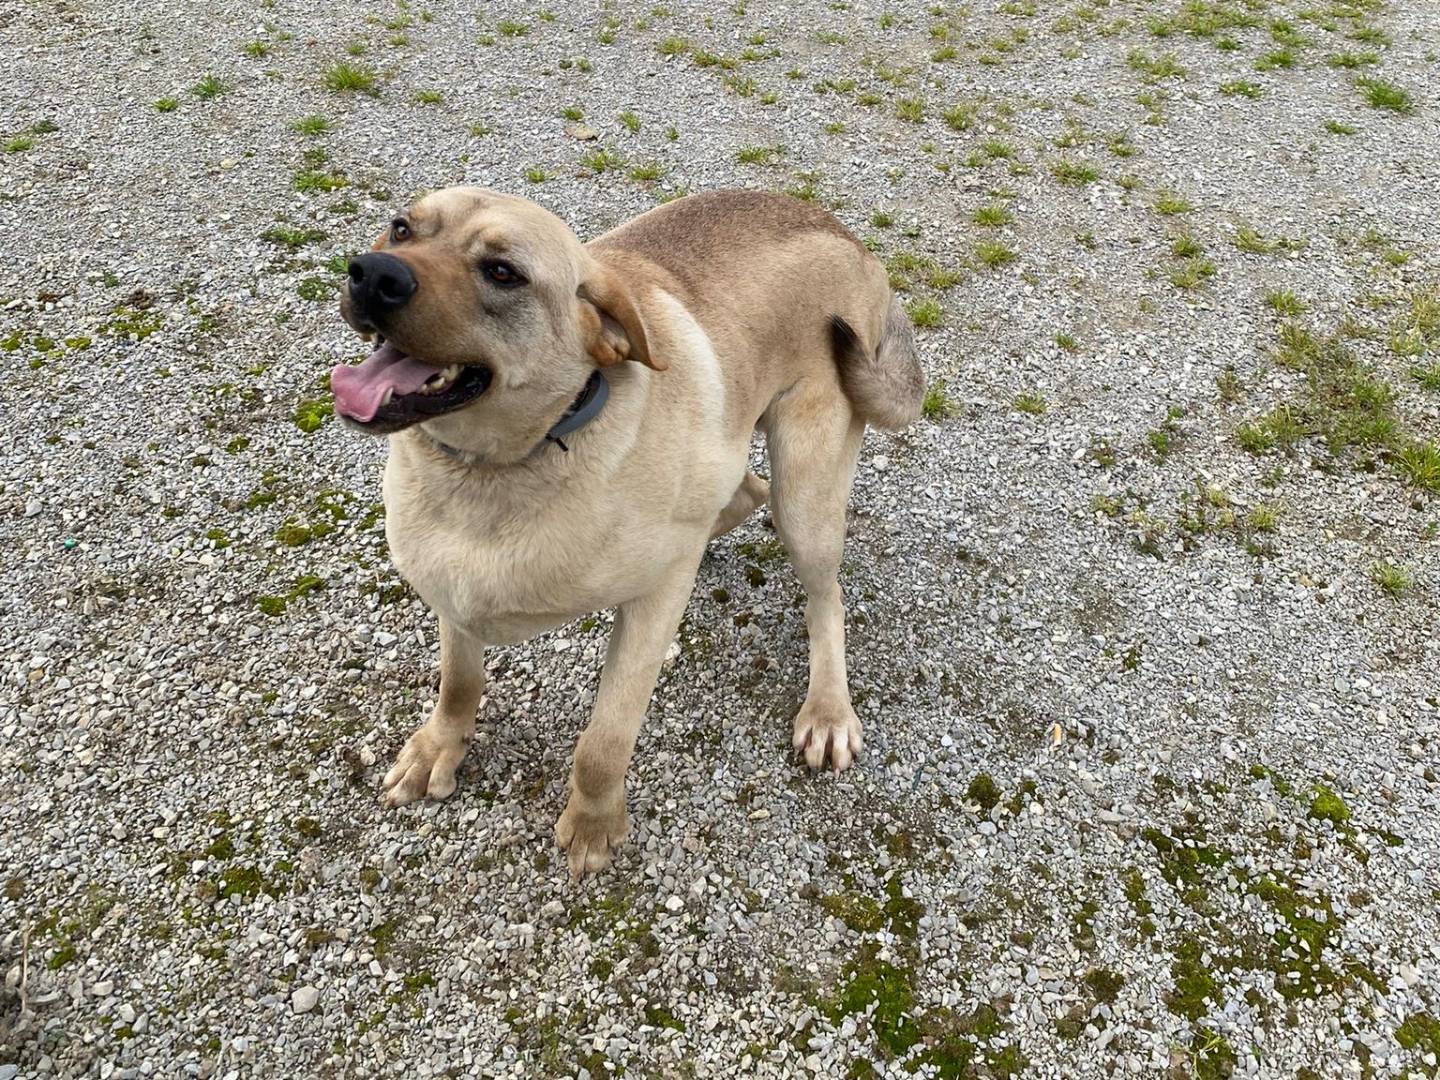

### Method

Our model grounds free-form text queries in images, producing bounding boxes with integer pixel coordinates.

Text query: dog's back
[591,190,923,430]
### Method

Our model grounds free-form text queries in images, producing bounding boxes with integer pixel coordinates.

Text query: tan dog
[331,187,923,878]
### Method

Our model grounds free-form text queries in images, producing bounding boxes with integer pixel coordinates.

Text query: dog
[331,187,923,878]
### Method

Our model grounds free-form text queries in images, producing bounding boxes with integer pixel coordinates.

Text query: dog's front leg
[382,618,485,806]
[555,555,702,880]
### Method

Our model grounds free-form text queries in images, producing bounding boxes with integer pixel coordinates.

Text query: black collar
[422,369,609,466]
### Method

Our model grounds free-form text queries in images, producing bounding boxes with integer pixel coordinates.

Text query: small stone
[566,123,598,141]
[291,986,320,1014]
[872,455,890,472]
[664,895,684,912]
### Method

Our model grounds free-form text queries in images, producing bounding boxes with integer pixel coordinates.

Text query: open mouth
[330,338,492,434]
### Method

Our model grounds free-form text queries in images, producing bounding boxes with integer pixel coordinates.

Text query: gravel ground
[3,0,1439,1077]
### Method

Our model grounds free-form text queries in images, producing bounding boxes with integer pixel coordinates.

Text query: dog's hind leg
[709,470,770,540]
[766,389,866,771]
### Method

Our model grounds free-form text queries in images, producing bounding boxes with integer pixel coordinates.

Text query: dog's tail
[830,296,924,432]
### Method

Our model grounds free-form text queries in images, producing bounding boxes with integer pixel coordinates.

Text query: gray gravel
[3,0,1439,1077]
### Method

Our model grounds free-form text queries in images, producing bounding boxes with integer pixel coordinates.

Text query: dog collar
[422,369,609,465]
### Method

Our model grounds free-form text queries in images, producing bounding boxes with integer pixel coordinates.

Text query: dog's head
[332,186,661,461]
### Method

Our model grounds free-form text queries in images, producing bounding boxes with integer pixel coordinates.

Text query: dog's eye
[391,219,411,242]
[482,260,526,288]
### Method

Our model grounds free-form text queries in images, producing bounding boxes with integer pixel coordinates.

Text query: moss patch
[965,772,1001,811]
[817,891,884,932]
[828,947,920,1057]
[1396,1012,1440,1057]
[1124,869,1154,917]
[1142,823,1229,900]
[1248,874,1341,998]
[257,574,325,616]
[1191,1027,1238,1080]
[1083,967,1125,1004]
[294,399,334,433]
[1307,784,1350,826]
[883,876,924,940]
[1167,938,1219,1020]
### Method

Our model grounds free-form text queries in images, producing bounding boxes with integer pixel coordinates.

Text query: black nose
[347,252,417,319]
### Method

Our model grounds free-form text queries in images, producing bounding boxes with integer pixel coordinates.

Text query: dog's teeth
[420,365,460,393]
[380,388,394,407]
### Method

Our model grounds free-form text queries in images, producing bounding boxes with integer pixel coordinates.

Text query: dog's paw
[381,724,469,807]
[554,792,630,881]
[793,695,863,772]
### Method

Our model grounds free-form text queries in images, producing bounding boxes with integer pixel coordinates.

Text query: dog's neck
[420,369,609,467]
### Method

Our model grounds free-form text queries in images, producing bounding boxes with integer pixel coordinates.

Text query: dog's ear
[577,266,664,371]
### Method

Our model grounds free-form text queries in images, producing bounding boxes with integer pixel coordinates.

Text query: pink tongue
[330,343,443,422]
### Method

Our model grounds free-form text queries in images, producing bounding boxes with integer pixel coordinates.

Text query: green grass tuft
[736,144,783,165]
[1394,440,1440,493]
[922,382,958,420]
[1171,234,1204,259]
[1410,362,1440,391]
[1327,51,1378,70]
[1050,158,1099,185]
[975,240,1017,268]
[1369,562,1412,598]
[191,74,228,99]
[1127,49,1185,79]
[1220,80,1262,99]
[1355,77,1414,114]
[942,104,975,131]
[1264,290,1306,316]
[1168,256,1216,289]
[581,147,623,173]
[906,298,943,328]
[291,114,333,135]
[324,62,378,95]
[1153,191,1192,215]
[973,204,1013,227]
[1014,393,1047,415]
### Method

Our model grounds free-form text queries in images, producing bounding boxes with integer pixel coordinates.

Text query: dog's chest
[382,458,707,644]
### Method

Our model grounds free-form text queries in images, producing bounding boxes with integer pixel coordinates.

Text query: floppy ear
[577,266,664,371]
